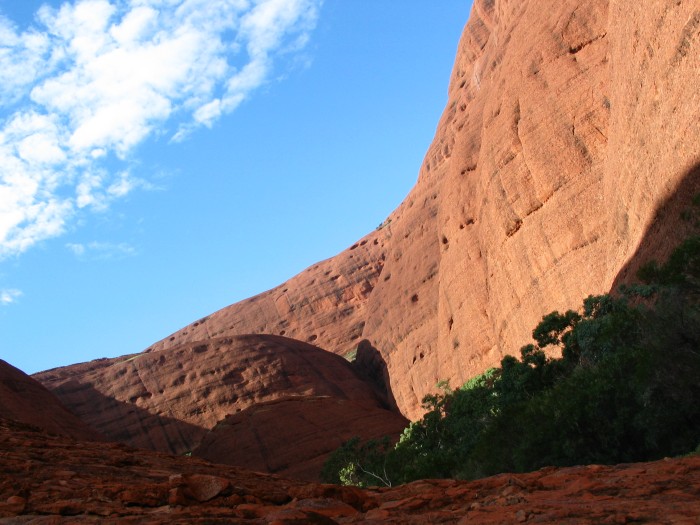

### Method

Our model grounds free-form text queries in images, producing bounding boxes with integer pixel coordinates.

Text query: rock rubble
[1,419,699,524]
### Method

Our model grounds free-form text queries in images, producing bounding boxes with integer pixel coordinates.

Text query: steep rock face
[2,418,699,523]
[604,0,700,282]
[35,0,700,424]
[363,0,613,416]
[0,359,101,442]
[362,0,700,418]
[34,335,401,462]
[193,396,408,482]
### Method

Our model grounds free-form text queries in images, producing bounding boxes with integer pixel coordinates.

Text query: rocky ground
[2,419,699,524]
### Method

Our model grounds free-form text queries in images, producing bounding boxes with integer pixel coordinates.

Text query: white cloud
[66,242,85,256]
[66,240,137,260]
[107,171,152,198]
[0,288,22,305]
[0,17,51,106]
[0,0,322,259]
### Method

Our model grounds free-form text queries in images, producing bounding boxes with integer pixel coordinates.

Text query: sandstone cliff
[362,0,700,418]
[35,0,700,435]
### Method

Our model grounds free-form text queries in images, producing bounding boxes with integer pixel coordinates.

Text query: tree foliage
[322,236,700,486]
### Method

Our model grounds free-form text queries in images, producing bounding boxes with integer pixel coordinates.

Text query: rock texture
[2,418,699,524]
[0,359,101,442]
[193,396,407,482]
[34,0,700,432]
[34,334,406,479]
[360,0,700,418]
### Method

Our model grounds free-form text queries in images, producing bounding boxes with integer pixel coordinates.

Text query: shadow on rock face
[612,162,700,290]
[192,395,409,482]
[36,333,411,481]
[352,339,400,412]
[45,380,208,455]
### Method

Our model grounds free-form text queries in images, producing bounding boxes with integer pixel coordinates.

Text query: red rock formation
[34,334,404,473]
[2,418,699,523]
[193,396,408,482]
[51,0,694,423]
[362,0,700,419]
[0,359,101,442]
[34,0,700,432]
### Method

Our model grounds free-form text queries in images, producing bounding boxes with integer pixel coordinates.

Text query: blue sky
[0,0,470,375]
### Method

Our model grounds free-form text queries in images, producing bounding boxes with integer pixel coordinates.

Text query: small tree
[321,436,395,487]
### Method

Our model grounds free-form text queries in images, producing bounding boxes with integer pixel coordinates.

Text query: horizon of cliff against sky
[0,0,471,374]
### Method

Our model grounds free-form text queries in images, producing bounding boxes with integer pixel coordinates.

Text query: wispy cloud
[0,0,322,259]
[66,240,137,260]
[0,288,22,305]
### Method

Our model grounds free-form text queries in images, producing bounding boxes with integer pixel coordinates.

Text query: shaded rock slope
[34,335,407,480]
[32,0,700,480]
[1,418,699,524]
[0,360,101,442]
[193,395,406,482]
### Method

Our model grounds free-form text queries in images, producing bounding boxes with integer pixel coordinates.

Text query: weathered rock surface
[1,418,699,524]
[34,334,405,480]
[193,396,408,482]
[0,360,101,442]
[360,0,700,419]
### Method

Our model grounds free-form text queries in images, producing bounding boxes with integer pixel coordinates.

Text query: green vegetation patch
[343,347,358,363]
